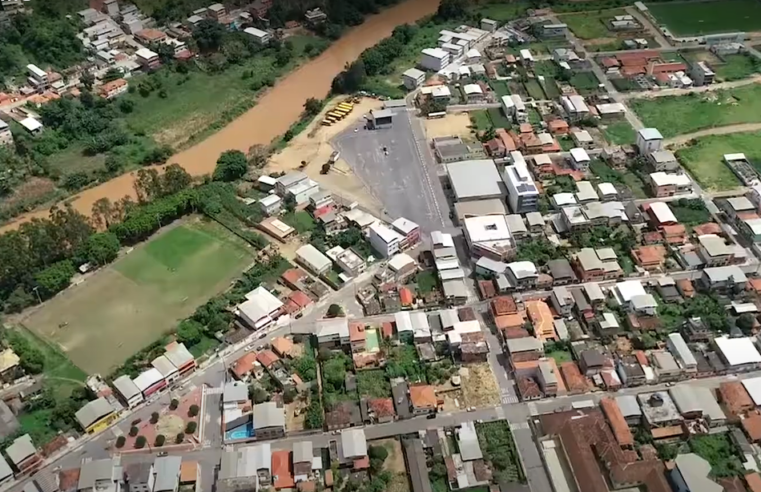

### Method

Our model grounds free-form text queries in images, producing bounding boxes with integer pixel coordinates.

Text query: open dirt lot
[373,438,411,492]
[423,112,472,140]
[460,363,500,407]
[266,98,384,215]
[19,219,253,374]
[286,400,307,431]
[437,387,464,412]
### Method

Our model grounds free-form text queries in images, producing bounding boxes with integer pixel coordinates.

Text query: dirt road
[0,0,440,232]
[664,122,761,148]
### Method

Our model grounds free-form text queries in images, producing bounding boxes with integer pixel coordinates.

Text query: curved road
[0,0,440,232]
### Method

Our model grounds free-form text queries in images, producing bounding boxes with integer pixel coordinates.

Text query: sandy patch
[265,97,384,214]
[460,363,500,407]
[286,400,307,431]
[424,112,472,140]
[437,386,464,412]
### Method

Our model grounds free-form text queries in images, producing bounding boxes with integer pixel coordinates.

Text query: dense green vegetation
[475,420,526,484]
[689,433,744,477]
[669,198,711,226]
[648,0,761,36]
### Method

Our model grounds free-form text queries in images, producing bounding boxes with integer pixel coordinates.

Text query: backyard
[647,0,761,36]
[630,84,761,138]
[19,219,254,375]
[674,131,760,191]
[602,121,636,145]
[357,369,392,398]
[569,72,600,96]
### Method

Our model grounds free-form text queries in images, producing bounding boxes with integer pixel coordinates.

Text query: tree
[638,333,656,349]
[283,387,297,404]
[213,150,248,182]
[34,260,76,299]
[150,412,159,424]
[177,319,203,346]
[251,387,269,404]
[115,435,126,448]
[305,398,324,429]
[188,404,199,417]
[437,0,467,20]
[327,304,344,318]
[91,198,115,229]
[304,98,323,116]
[368,445,388,461]
[737,313,756,333]
[154,434,165,447]
[135,435,147,448]
[118,98,135,114]
[129,426,139,437]
[169,399,179,410]
[192,19,226,52]
[80,72,95,90]
[185,421,197,434]
[102,68,123,83]
[175,433,184,444]
[7,332,45,374]
[161,164,192,195]
[82,232,120,266]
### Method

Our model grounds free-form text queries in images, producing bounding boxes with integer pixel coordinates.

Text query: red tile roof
[478,280,496,299]
[399,287,414,306]
[719,381,754,418]
[367,398,395,419]
[517,377,541,399]
[743,413,761,442]
[288,291,313,308]
[600,397,634,447]
[409,385,437,409]
[491,296,518,316]
[232,353,257,379]
[271,337,294,357]
[746,473,761,492]
[350,322,366,342]
[692,222,722,236]
[381,322,394,338]
[272,450,295,489]
[257,350,280,368]
[559,362,588,394]
[495,128,516,151]
[650,62,686,74]
[635,351,649,367]
[281,268,307,286]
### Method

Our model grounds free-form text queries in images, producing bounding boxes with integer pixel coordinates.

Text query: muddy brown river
[1,0,439,232]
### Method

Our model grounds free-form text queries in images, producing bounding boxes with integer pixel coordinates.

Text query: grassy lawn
[714,54,760,82]
[356,369,392,398]
[558,135,575,151]
[282,211,317,234]
[558,8,627,40]
[416,270,438,294]
[487,107,513,129]
[524,80,545,100]
[546,349,572,363]
[670,199,712,226]
[647,0,761,36]
[470,110,492,131]
[602,121,636,145]
[489,79,511,97]
[20,219,254,375]
[589,159,647,198]
[630,84,761,138]
[471,1,529,23]
[675,132,758,191]
[569,72,600,95]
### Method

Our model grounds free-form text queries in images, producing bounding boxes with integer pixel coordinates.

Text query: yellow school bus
[338,103,353,112]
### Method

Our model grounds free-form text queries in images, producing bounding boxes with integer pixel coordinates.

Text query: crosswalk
[509,422,530,431]
[205,386,224,395]
[501,393,519,405]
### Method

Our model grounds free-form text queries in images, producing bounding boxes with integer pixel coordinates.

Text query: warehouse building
[446,160,504,201]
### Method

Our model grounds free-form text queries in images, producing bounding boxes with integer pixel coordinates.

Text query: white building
[325,246,366,277]
[511,94,527,123]
[259,195,282,216]
[463,215,514,261]
[420,48,450,72]
[561,95,589,122]
[244,27,271,44]
[402,68,426,90]
[19,117,43,135]
[369,223,403,258]
[716,336,761,370]
[503,161,539,214]
[296,244,332,275]
[520,49,534,64]
[287,179,320,206]
[113,375,143,408]
[237,287,284,330]
[27,64,48,90]
[500,95,515,119]
[636,128,663,155]
[569,148,591,171]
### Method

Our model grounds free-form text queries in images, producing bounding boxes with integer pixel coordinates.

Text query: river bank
[0,0,440,232]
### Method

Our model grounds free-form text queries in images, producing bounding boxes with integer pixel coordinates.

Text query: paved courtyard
[332,107,453,233]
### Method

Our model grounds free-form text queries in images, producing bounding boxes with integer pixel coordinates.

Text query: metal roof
[153,456,182,492]
[253,401,284,429]
[6,434,35,465]
[113,375,141,400]
[341,428,367,458]
[456,421,483,461]
[75,397,114,429]
[614,395,641,418]
[223,381,248,403]
[446,160,503,200]
[293,441,313,464]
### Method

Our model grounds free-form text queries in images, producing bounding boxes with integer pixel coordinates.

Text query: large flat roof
[716,336,761,366]
[446,160,503,201]
[463,214,511,243]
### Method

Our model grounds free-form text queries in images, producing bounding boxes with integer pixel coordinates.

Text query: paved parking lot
[332,108,452,233]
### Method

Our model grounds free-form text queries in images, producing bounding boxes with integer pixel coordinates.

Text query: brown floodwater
[1,0,439,232]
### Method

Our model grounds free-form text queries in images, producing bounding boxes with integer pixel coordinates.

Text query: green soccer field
[20,219,254,375]
[647,0,761,36]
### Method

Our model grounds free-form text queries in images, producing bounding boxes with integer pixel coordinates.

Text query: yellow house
[75,397,118,434]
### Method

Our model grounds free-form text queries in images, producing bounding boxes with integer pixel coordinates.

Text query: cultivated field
[647,0,761,36]
[20,219,254,374]
[630,84,761,138]
[676,131,761,191]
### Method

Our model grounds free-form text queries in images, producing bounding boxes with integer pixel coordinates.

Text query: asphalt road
[332,107,451,233]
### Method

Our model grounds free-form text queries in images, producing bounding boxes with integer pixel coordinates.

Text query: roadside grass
[647,0,761,36]
[675,132,758,191]
[558,8,627,40]
[714,54,761,82]
[602,121,636,145]
[20,219,253,375]
[630,84,761,138]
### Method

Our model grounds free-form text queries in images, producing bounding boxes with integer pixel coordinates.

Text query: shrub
[185,421,197,434]
[135,436,147,449]
[150,412,159,424]
[155,435,165,447]
[175,433,184,444]
[188,405,199,417]
[129,426,139,437]
[115,436,126,448]
[169,399,179,410]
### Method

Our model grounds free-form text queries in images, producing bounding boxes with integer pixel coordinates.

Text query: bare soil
[424,112,473,140]
[0,177,57,214]
[460,363,500,407]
